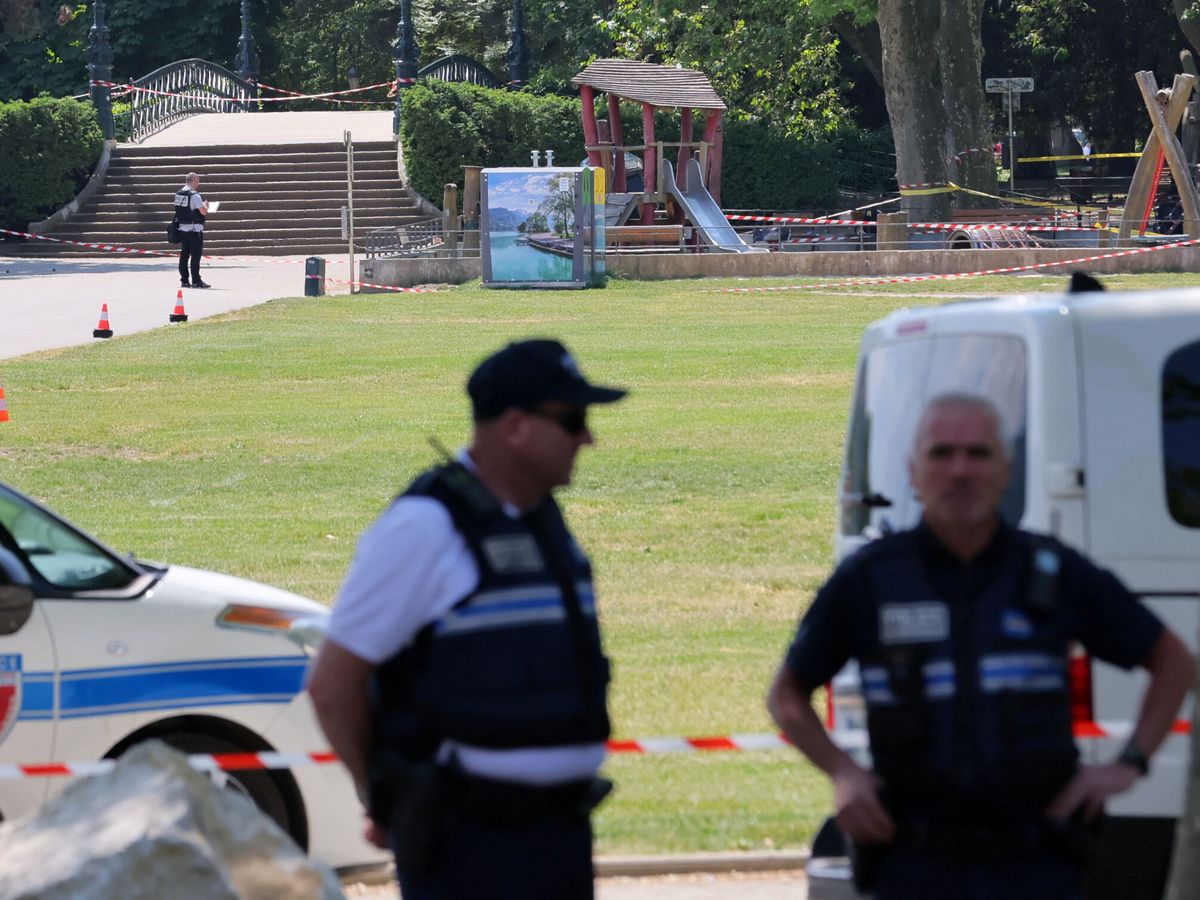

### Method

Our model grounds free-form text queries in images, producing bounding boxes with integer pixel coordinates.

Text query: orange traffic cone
[169,289,189,323]
[0,384,8,423]
[92,303,113,339]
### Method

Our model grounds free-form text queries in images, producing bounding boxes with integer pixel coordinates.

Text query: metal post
[507,0,529,89]
[1008,87,1016,193]
[234,0,260,85]
[86,0,115,141]
[393,0,419,136]
[345,130,356,294]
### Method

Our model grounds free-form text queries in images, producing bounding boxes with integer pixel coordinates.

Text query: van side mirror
[0,547,35,635]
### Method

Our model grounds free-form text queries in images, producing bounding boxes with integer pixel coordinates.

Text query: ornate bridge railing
[125,58,256,143]
[418,55,502,89]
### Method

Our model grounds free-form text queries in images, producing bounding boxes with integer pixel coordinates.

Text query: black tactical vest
[174,188,204,225]
[371,463,611,758]
[857,531,1078,822]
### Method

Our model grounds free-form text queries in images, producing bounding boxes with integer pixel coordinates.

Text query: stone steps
[24,138,425,257]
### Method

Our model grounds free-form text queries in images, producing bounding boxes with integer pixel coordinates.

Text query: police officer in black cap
[768,392,1194,900]
[308,338,626,900]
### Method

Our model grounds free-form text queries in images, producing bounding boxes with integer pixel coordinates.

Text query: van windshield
[841,333,1027,537]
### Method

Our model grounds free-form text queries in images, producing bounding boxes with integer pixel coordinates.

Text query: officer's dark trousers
[395,809,594,900]
[874,845,1083,900]
[178,230,203,284]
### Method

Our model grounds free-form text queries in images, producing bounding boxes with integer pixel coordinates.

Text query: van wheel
[158,731,293,837]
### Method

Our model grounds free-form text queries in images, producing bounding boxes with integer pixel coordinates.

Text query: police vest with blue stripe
[859,532,1077,818]
[372,463,610,756]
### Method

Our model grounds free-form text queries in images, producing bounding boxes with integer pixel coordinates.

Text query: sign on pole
[985,77,1034,93]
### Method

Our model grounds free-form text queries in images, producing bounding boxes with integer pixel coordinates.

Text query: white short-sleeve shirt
[327,451,606,785]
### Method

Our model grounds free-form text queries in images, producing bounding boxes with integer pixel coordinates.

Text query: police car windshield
[842,333,1027,537]
[0,486,141,591]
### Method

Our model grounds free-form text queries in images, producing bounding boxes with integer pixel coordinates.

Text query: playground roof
[570,59,726,110]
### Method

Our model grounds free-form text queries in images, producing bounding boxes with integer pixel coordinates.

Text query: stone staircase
[26,141,430,256]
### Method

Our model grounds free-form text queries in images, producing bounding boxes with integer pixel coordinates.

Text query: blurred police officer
[308,338,626,900]
[768,392,1195,900]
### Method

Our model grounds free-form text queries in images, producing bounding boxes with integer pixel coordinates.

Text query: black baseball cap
[467,339,627,421]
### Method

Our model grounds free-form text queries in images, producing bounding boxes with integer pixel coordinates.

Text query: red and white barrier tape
[1,227,348,266]
[715,236,1200,294]
[2,227,174,256]
[255,81,385,106]
[726,214,1087,231]
[0,750,337,779]
[90,79,397,104]
[310,273,439,294]
[2,720,1189,777]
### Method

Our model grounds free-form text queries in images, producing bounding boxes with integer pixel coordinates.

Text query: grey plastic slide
[662,158,765,253]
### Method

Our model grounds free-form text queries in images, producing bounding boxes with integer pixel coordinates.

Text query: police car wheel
[159,731,294,837]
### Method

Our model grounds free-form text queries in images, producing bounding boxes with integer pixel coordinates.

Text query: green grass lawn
[2,270,1199,853]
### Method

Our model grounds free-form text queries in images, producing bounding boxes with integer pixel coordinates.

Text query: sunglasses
[527,406,589,436]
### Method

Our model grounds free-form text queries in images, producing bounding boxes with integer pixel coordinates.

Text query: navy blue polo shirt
[786,521,1164,692]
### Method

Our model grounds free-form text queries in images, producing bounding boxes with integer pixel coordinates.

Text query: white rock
[0,740,344,900]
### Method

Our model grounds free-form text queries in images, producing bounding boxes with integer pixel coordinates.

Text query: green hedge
[400,82,585,205]
[0,97,103,230]
[399,81,891,211]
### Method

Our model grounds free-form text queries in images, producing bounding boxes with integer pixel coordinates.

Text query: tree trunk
[937,0,997,206]
[1163,620,1200,900]
[878,0,950,220]
[833,12,883,88]
[1175,0,1200,57]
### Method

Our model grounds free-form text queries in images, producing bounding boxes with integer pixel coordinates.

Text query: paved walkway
[134,111,395,147]
[0,253,353,360]
[2,111,404,361]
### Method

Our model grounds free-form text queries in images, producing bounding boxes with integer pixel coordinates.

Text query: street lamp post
[234,0,260,85]
[507,0,528,89]
[393,0,419,135]
[86,0,115,141]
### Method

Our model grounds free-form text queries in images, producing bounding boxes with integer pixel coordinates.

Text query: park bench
[604,224,689,251]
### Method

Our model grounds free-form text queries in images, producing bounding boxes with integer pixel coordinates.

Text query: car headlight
[216,604,329,656]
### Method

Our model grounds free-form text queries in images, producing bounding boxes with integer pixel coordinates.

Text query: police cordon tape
[89,79,399,104]
[2,720,1190,778]
[309,273,440,294]
[713,236,1200,294]
[726,214,1099,232]
[1,227,348,267]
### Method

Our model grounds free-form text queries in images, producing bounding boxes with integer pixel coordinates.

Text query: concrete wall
[359,245,1200,289]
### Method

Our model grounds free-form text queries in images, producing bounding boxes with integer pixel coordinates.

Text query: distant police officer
[308,338,626,900]
[174,172,210,288]
[768,393,1195,900]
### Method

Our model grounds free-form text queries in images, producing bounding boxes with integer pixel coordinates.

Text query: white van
[809,285,1199,900]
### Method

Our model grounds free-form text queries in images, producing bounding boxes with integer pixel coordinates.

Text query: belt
[899,820,1052,863]
[445,771,613,824]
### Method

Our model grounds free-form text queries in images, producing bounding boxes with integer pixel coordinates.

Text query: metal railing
[126,58,256,143]
[364,218,446,258]
[419,54,502,89]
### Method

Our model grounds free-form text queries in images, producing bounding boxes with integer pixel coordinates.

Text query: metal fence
[125,58,256,143]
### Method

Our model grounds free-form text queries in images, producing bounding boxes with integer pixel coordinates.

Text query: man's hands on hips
[1046,763,1139,823]
[832,761,896,845]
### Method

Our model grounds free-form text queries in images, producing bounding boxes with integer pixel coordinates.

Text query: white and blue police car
[0,480,385,872]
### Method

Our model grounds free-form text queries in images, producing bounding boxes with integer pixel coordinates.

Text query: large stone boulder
[0,740,344,900]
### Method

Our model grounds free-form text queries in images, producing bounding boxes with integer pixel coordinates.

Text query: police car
[0,480,385,871]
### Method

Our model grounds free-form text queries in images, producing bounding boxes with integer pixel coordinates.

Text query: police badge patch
[879,602,950,644]
[0,654,22,743]
[481,535,544,573]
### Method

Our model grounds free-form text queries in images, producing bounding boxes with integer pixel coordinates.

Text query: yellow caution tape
[898,183,961,196]
[1015,152,1141,163]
